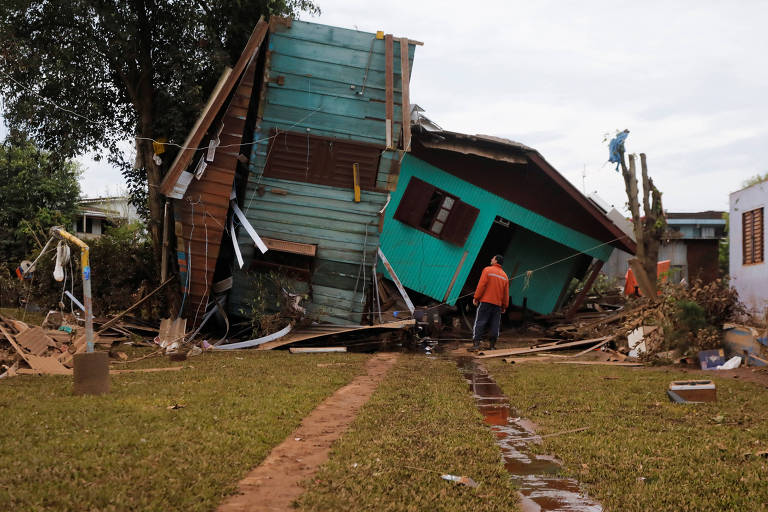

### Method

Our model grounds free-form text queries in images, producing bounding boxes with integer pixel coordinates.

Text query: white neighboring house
[72,196,140,239]
[729,180,767,314]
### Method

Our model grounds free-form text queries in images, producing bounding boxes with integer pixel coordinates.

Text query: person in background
[467,254,509,352]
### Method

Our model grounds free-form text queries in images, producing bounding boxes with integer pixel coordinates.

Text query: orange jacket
[474,263,509,309]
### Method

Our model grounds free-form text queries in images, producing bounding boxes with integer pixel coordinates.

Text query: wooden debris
[289,347,347,353]
[571,336,615,357]
[476,336,611,359]
[554,361,644,367]
[15,327,56,356]
[95,276,174,335]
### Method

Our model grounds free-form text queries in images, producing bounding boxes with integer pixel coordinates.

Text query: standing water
[455,356,602,512]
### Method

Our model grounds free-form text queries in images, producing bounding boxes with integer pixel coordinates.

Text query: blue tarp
[608,131,629,171]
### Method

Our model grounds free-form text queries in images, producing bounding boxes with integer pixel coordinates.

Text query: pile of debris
[478,278,767,370]
[0,309,161,378]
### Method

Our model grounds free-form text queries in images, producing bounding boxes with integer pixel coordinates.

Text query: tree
[611,132,665,296]
[742,172,768,188]
[0,130,81,262]
[0,0,319,267]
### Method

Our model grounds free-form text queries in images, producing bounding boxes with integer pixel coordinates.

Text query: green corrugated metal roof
[378,154,614,314]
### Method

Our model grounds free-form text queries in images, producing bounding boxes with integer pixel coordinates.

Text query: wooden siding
[229,20,417,324]
[378,155,615,313]
[176,51,263,322]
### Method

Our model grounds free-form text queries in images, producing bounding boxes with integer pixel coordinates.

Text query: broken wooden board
[289,347,347,353]
[16,327,56,356]
[554,361,644,367]
[502,356,560,364]
[157,318,187,346]
[571,336,616,357]
[257,319,415,351]
[476,336,611,359]
[17,366,186,376]
[19,355,72,375]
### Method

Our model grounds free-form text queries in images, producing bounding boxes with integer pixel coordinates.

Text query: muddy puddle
[455,356,602,512]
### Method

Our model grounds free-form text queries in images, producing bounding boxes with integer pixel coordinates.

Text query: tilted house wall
[378,132,635,315]
[228,19,418,324]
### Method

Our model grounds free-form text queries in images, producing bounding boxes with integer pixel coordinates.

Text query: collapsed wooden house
[378,123,637,315]
[159,18,419,326]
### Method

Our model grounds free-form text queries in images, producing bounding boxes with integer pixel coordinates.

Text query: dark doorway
[462,216,516,295]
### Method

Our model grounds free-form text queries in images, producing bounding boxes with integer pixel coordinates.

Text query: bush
[15,222,159,318]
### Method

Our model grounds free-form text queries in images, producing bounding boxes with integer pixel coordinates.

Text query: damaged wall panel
[378,154,614,313]
[229,20,417,324]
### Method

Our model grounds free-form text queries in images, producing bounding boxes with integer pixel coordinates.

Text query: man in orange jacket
[468,254,509,352]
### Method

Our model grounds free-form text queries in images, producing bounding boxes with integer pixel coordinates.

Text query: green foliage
[653,278,744,355]
[21,222,157,316]
[741,172,768,188]
[241,270,307,337]
[0,131,80,262]
[0,0,319,221]
[719,212,729,275]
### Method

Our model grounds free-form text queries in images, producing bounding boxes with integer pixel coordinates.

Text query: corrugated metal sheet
[378,154,615,313]
[229,20,417,324]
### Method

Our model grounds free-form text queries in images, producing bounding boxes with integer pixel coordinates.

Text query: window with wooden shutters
[393,177,479,246]
[263,130,381,190]
[743,207,764,265]
[442,200,480,246]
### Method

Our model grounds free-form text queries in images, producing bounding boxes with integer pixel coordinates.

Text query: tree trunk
[619,151,665,297]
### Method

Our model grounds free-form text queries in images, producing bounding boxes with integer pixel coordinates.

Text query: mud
[455,356,602,512]
[217,352,399,512]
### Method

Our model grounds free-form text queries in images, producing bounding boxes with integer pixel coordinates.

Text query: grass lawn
[0,349,368,511]
[297,355,519,511]
[0,307,48,326]
[488,361,768,512]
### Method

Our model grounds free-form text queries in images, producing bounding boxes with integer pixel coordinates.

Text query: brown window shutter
[441,200,479,246]
[264,130,382,190]
[393,177,435,228]
[756,208,764,263]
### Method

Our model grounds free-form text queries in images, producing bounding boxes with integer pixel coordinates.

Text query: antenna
[582,164,587,194]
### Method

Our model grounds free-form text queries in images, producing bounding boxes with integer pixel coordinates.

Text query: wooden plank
[399,37,411,150]
[565,259,605,319]
[160,20,268,195]
[15,327,55,356]
[289,347,347,353]
[554,361,644,367]
[377,247,415,314]
[385,34,394,149]
[476,336,610,359]
[96,277,174,334]
[443,250,469,302]
[570,335,615,357]
[257,319,415,350]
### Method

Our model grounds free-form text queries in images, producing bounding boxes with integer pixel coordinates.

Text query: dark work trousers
[472,302,502,348]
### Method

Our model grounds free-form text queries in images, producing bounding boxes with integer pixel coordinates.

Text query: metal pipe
[50,227,94,353]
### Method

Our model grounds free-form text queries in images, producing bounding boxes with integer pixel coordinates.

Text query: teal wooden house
[224,18,420,324]
[378,127,636,315]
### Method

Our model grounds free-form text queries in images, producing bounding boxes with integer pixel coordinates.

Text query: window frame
[742,207,764,265]
[393,176,479,246]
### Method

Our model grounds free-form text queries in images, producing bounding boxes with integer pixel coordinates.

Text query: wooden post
[385,34,394,149]
[352,163,361,202]
[399,37,411,151]
[565,259,605,319]
[629,258,655,298]
[160,200,169,282]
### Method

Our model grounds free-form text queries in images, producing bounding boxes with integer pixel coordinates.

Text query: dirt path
[217,352,400,512]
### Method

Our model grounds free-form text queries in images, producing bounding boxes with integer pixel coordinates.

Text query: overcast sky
[74,1,768,213]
